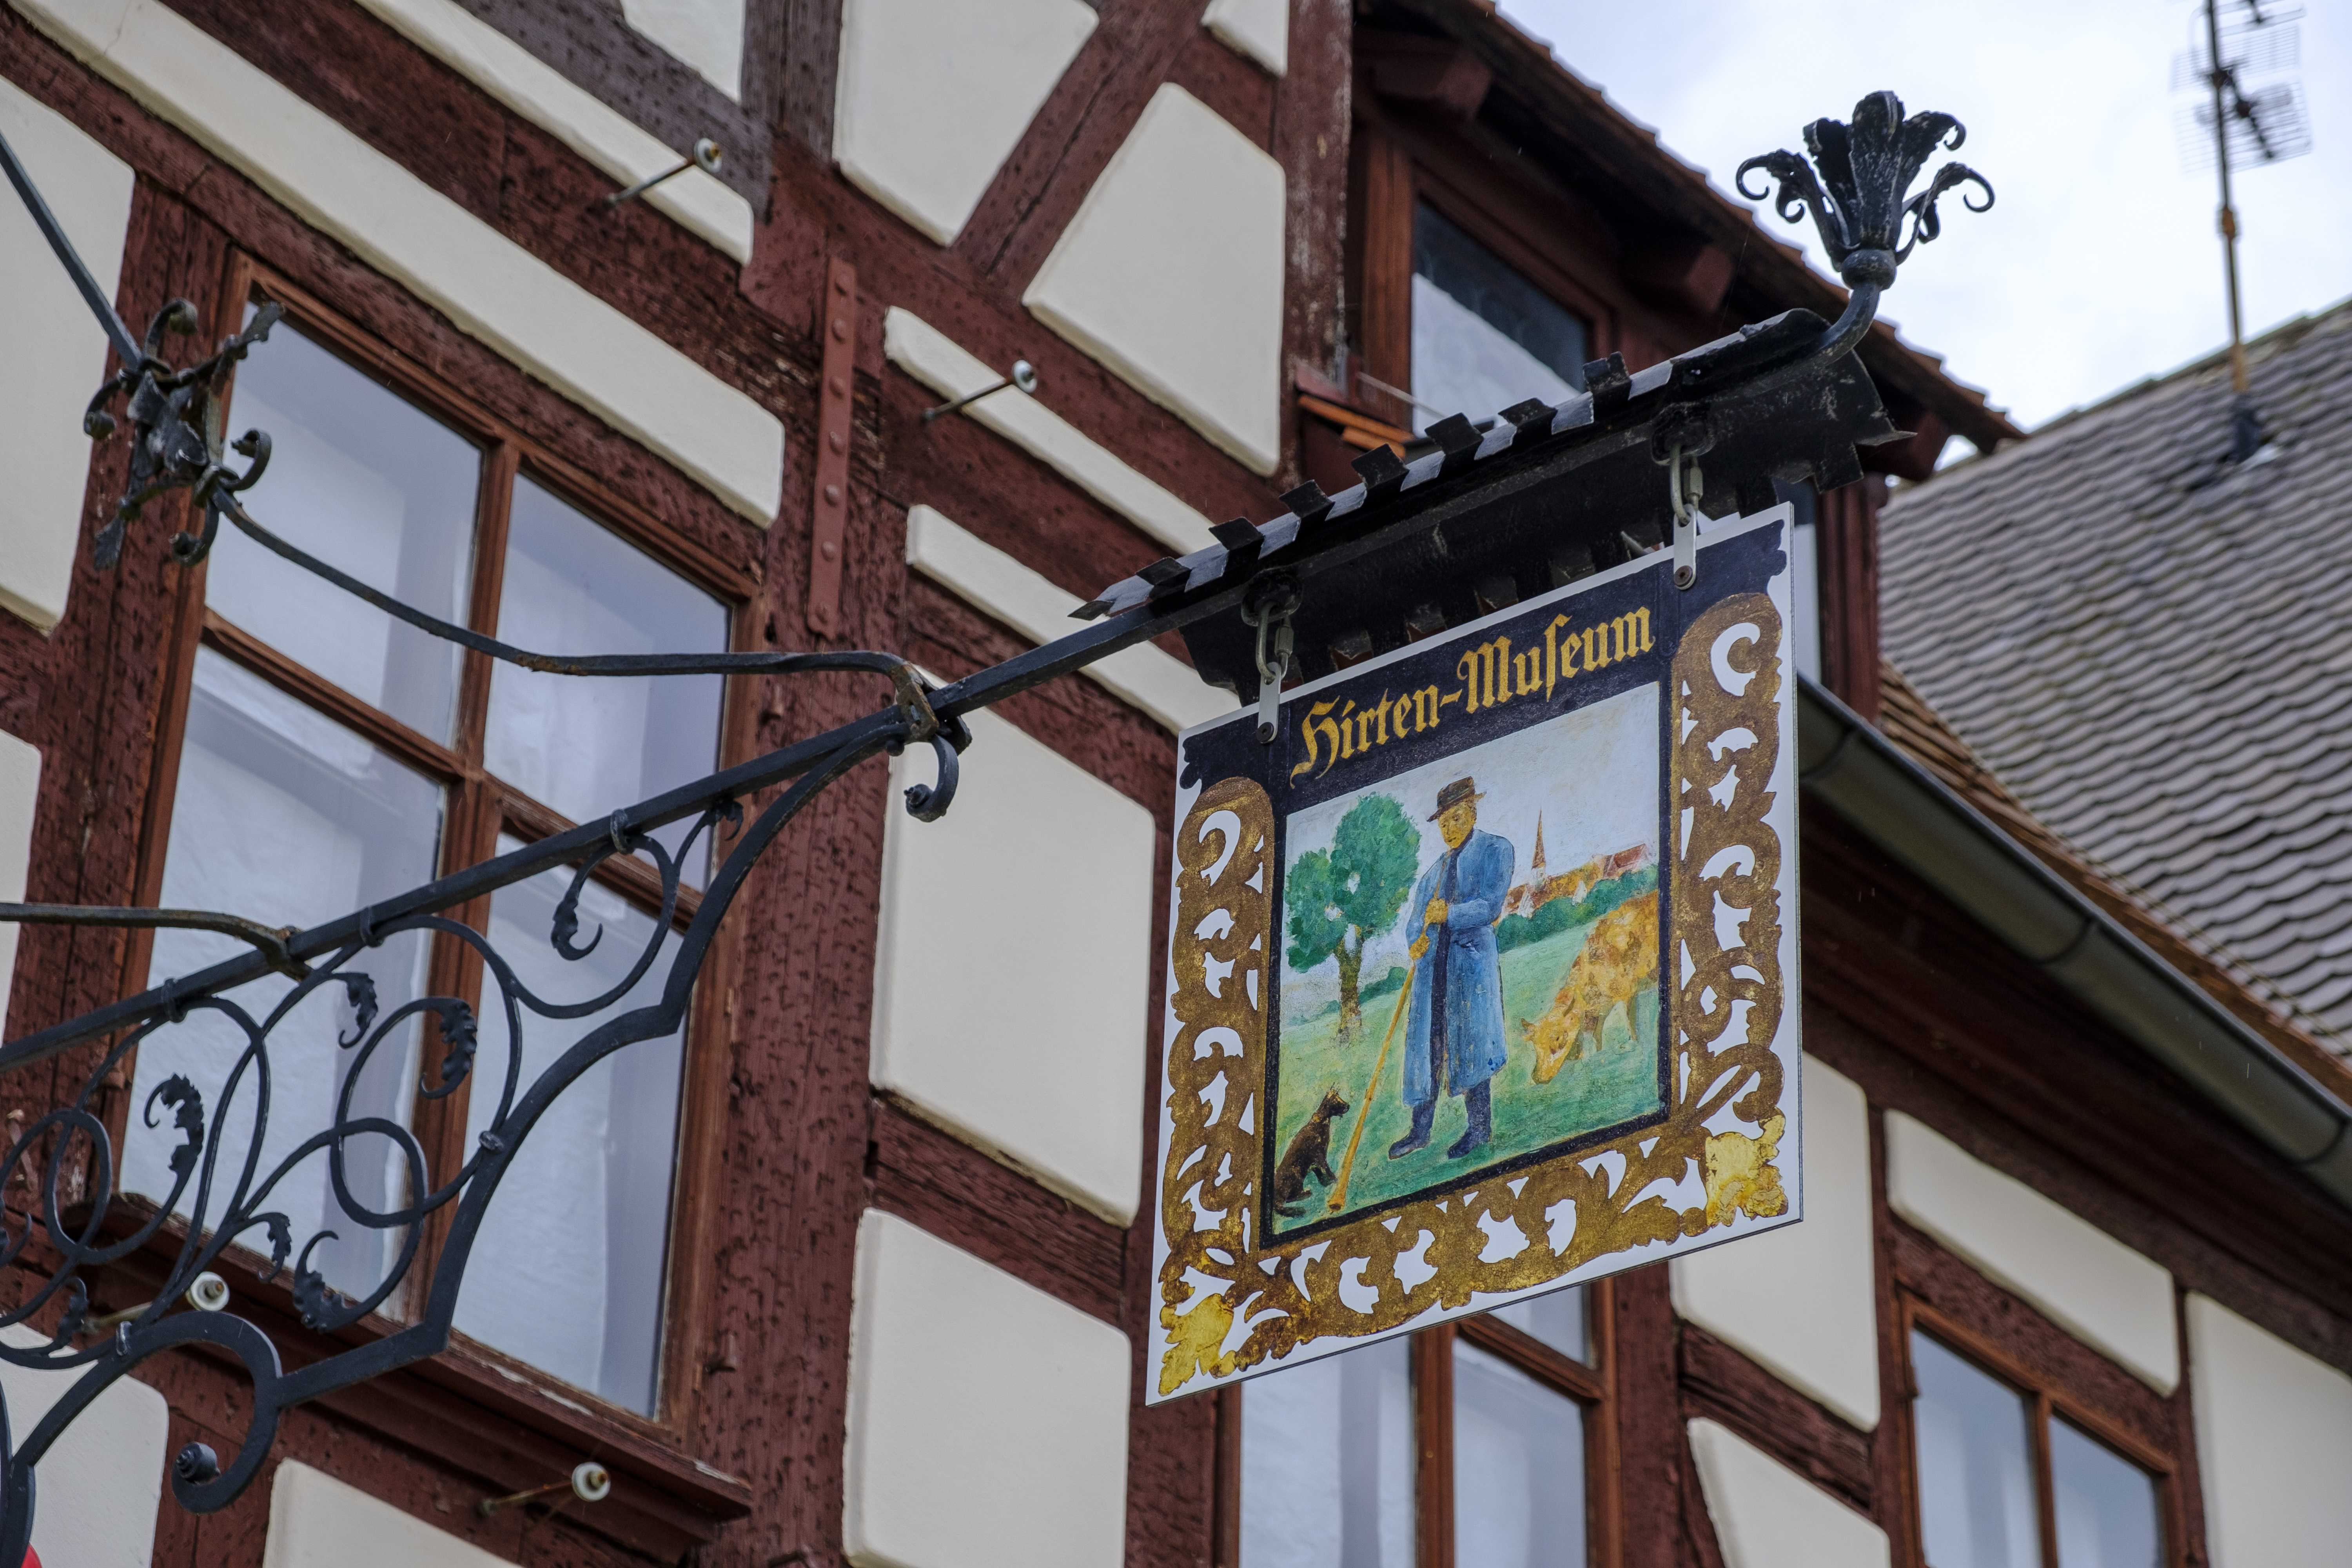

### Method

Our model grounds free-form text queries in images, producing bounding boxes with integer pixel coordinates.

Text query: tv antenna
[2174,0,2312,457]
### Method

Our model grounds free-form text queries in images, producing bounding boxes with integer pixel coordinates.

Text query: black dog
[1270,1089,1352,1217]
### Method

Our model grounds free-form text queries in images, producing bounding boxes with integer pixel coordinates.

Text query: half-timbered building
[2,2,2345,1566]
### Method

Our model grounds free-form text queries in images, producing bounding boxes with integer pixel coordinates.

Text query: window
[1239,1286,1613,1568]
[1323,124,1602,495]
[1241,1336,1416,1568]
[1410,205,1587,436]
[1908,1325,2167,1568]
[1773,479,1822,683]
[1452,1341,1586,1568]
[123,263,739,1421]
[455,839,690,1413]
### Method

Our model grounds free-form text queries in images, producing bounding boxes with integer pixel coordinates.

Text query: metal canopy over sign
[1150,506,1801,1401]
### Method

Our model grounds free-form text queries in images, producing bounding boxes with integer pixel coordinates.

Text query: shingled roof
[1880,298,2352,1059]
[1878,661,2352,1102]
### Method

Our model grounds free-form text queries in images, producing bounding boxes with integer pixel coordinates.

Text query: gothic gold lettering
[1414,686,1443,731]
[1290,700,1345,780]
[1608,608,1653,662]
[1514,648,1543,698]
[1287,603,1647,791]
[1457,636,1511,711]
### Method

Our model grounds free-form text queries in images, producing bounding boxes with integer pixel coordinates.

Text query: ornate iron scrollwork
[0,193,965,1537]
[1736,91,1994,358]
[0,732,929,1564]
[83,299,283,571]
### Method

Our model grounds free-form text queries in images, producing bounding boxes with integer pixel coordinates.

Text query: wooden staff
[1326,941,1425,1212]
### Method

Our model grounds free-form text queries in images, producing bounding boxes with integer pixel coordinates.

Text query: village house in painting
[0,0,2347,1566]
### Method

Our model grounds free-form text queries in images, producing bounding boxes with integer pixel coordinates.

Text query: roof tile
[1885,299,2352,1042]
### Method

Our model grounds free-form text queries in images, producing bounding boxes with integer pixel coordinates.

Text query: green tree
[1286,794,1422,1036]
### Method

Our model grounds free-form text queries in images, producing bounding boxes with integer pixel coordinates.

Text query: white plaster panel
[1884,1111,2178,1392]
[1673,1055,1881,1430]
[0,1325,168,1568]
[0,77,134,633]
[845,1210,1130,1568]
[904,506,1233,733]
[15,0,785,526]
[348,0,751,260]
[0,732,39,1041]
[1203,0,1289,76]
[884,310,1214,555]
[1024,85,1287,476]
[833,0,1096,246]
[264,1461,511,1568]
[1688,1418,1890,1568]
[873,702,1154,1223]
[2186,1293,2352,1568]
[621,0,745,100]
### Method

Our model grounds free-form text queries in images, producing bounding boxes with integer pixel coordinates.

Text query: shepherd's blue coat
[1401,828,1514,1105]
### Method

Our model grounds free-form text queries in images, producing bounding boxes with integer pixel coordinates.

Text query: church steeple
[1530,813,1546,872]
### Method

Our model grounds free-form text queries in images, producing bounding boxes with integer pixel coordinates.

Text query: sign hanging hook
[1241,576,1300,745]
[1666,444,1704,590]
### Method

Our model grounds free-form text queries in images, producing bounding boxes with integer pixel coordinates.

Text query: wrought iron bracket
[0,88,1990,1560]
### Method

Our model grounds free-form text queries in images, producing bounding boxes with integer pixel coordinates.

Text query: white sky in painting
[1281,684,1659,995]
[1502,0,2352,434]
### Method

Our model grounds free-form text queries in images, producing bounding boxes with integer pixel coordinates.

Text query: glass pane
[1773,480,1823,684]
[1240,1339,1415,1568]
[1454,1340,1586,1568]
[211,319,478,743]
[1913,1332,2043,1568]
[126,649,443,1303]
[483,478,728,883]
[1487,1285,1588,1364]
[2050,1420,2161,1568]
[1411,204,1587,436]
[452,837,686,1414]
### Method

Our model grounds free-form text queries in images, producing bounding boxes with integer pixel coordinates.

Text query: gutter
[1797,679,2352,1207]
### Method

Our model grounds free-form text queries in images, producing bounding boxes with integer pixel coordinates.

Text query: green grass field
[1268,920,1664,1236]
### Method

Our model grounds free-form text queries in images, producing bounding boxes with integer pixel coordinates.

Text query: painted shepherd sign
[1149,506,1803,1401]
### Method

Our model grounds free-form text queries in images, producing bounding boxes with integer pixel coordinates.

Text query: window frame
[1218,1282,1622,1568]
[1345,108,1611,438]
[108,249,759,1442]
[1898,1295,2187,1568]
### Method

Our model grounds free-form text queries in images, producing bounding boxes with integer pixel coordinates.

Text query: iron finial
[1736,91,1993,294]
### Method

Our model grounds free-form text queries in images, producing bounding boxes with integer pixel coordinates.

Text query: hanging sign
[1148,505,1804,1401]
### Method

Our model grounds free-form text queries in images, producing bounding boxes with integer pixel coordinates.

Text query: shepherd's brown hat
[1428,777,1483,819]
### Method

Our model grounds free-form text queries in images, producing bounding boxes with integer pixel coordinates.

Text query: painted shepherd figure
[1391,777,1515,1161]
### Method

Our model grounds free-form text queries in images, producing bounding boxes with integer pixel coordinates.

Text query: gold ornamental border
[1154,593,1791,1398]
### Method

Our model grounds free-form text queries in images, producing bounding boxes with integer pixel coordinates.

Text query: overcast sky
[1501,0,2352,435]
